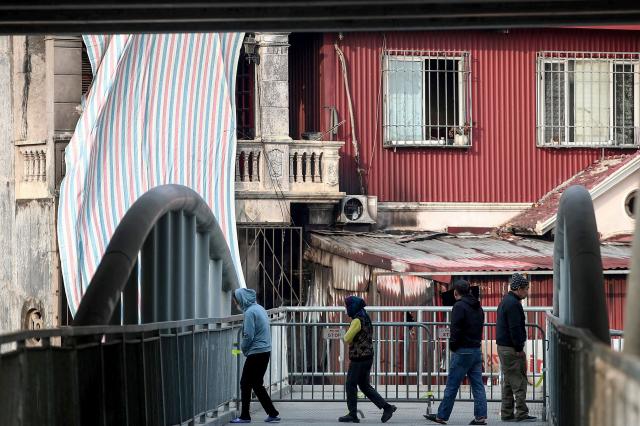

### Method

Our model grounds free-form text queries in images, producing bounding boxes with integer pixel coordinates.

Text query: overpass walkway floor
[231,401,548,425]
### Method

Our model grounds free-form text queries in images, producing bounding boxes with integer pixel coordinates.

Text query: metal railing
[548,314,640,426]
[262,306,549,419]
[0,309,289,426]
[0,319,240,425]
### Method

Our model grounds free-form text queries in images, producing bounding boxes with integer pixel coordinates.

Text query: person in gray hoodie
[230,288,281,424]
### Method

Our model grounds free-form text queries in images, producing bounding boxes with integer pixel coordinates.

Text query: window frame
[537,52,640,148]
[382,50,472,148]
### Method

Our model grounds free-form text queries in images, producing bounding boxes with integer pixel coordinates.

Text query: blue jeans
[437,347,487,421]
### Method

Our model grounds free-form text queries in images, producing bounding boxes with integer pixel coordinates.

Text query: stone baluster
[294,151,301,182]
[252,150,260,182]
[289,152,295,183]
[22,150,29,182]
[235,152,241,182]
[40,150,46,181]
[26,151,33,181]
[299,152,305,182]
[312,152,321,182]
[242,151,249,182]
[305,151,312,183]
[35,151,42,181]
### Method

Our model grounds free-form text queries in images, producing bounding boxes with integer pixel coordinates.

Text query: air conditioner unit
[337,195,377,224]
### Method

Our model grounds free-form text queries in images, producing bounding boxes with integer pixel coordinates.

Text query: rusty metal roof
[502,153,640,235]
[308,230,630,273]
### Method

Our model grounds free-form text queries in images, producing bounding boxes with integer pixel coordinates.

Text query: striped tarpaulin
[58,33,245,316]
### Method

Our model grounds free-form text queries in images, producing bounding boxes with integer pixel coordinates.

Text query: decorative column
[255,33,291,192]
[254,32,291,142]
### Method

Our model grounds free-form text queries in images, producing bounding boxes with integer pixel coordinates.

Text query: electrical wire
[335,38,366,195]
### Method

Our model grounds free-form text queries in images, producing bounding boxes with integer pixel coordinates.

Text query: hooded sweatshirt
[449,294,484,352]
[343,296,374,361]
[235,288,271,356]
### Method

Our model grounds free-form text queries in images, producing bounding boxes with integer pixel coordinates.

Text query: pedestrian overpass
[1,184,639,425]
[3,3,640,425]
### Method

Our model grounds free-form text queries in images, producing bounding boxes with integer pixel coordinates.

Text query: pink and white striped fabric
[58,33,245,316]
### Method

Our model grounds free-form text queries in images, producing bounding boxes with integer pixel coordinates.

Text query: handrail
[73,184,241,326]
[276,306,552,312]
[547,313,640,426]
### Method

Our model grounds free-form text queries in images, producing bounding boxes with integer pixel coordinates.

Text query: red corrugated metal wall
[472,274,626,330]
[290,29,640,202]
[604,275,627,331]
[289,33,322,139]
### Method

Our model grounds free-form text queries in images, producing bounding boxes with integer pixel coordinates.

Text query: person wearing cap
[424,279,487,425]
[496,273,537,422]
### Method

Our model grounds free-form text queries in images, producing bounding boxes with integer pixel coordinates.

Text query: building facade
[290,28,640,235]
[0,36,82,332]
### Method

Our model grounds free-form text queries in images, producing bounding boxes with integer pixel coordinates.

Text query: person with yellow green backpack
[339,296,397,424]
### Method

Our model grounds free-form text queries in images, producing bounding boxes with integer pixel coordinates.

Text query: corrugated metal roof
[308,230,630,273]
[503,152,640,235]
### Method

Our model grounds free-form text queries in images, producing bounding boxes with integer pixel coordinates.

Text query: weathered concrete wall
[0,36,17,333]
[13,200,56,331]
[0,35,77,334]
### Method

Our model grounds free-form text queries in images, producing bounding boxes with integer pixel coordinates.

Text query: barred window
[382,50,472,148]
[537,52,640,147]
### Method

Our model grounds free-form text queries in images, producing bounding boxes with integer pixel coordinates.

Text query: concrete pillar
[254,33,291,142]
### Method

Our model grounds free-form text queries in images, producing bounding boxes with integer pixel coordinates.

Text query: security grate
[537,51,640,148]
[382,49,472,148]
[237,226,303,309]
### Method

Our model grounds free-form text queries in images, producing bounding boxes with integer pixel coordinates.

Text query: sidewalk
[231,401,547,425]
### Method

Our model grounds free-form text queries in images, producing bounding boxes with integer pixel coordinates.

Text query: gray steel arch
[73,184,241,326]
[553,184,610,343]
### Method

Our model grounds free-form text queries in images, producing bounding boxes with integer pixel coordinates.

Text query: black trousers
[346,358,388,414]
[240,351,279,420]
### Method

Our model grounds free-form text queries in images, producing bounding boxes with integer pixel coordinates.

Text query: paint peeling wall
[0,36,17,332]
[0,35,80,334]
[305,247,433,308]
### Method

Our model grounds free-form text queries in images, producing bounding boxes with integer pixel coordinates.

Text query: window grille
[537,51,640,147]
[382,50,472,148]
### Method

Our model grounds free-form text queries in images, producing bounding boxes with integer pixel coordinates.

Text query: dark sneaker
[501,415,516,422]
[516,415,537,422]
[264,416,281,423]
[469,418,487,425]
[424,414,447,424]
[230,418,251,424]
[338,413,360,423]
[381,405,396,423]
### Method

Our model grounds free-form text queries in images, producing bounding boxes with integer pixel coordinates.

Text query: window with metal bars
[537,51,640,147]
[382,50,472,147]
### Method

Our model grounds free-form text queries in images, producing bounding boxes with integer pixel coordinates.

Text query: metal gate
[258,306,549,420]
[237,226,303,309]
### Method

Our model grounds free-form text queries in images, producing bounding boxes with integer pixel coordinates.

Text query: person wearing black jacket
[496,273,537,422]
[425,280,487,425]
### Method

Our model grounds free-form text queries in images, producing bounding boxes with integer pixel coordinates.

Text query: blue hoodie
[235,288,271,356]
